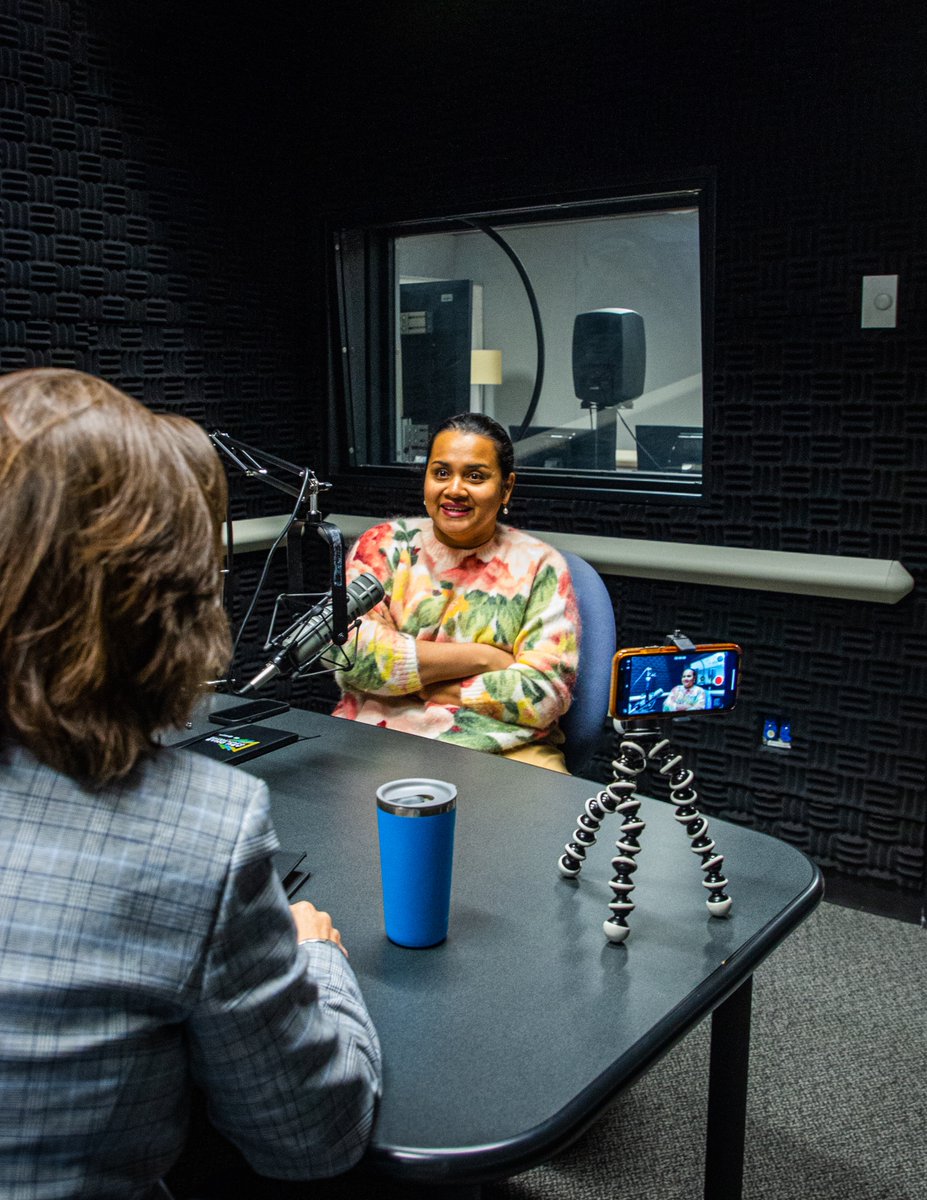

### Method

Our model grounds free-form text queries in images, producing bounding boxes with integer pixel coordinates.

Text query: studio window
[329,181,713,503]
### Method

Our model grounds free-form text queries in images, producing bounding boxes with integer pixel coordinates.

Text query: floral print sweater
[333,519,579,754]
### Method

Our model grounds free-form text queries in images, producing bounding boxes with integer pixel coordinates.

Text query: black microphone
[240,572,385,693]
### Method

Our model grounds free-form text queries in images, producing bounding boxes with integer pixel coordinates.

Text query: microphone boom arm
[210,430,350,646]
[210,431,320,504]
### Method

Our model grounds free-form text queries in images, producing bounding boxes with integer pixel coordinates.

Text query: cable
[616,409,664,471]
[462,219,545,442]
[226,470,311,687]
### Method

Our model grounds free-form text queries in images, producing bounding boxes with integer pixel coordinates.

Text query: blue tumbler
[375,778,457,948]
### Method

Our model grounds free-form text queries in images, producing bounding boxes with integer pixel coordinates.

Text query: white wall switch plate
[861,274,898,328]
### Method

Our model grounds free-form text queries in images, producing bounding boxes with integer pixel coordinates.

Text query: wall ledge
[226,513,914,605]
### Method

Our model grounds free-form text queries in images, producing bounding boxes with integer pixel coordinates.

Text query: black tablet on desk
[185,724,298,765]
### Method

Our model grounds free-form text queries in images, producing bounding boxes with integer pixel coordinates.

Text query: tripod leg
[648,739,733,918]
[603,786,647,943]
[557,789,615,878]
[557,740,647,878]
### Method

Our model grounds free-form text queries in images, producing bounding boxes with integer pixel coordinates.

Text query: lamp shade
[470,349,502,386]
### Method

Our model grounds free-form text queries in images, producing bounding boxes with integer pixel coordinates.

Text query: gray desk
[182,705,822,1199]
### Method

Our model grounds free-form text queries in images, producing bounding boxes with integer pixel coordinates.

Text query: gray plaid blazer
[0,742,381,1199]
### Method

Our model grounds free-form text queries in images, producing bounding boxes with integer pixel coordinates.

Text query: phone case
[610,643,741,719]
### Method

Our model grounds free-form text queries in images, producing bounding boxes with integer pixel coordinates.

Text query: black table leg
[704,974,753,1200]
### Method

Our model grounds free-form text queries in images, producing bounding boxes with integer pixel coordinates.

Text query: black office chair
[559,551,616,776]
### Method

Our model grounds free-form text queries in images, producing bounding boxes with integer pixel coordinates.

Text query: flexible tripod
[557,719,733,943]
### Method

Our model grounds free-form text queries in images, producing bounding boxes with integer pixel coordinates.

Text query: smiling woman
[424,414,515,549]
[333,414,580,772]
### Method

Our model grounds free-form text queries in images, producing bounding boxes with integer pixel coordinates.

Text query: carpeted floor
[489,901,927,1200]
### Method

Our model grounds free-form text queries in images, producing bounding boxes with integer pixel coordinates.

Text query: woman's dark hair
[0,368,231,785]
[426,412,515,480]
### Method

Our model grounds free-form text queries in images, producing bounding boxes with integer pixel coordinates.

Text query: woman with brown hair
[0,370,231,783]
[0,369,380,1199]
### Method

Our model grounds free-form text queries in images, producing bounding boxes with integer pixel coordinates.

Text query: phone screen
[610,644,741,720]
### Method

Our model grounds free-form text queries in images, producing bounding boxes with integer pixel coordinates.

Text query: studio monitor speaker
[572,308,646,408]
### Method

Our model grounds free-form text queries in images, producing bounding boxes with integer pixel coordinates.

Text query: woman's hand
[417,644,515,707]
[290,901,349,957]
[416,640,515,685]
[476,644,517,673]
[418,681,463,706]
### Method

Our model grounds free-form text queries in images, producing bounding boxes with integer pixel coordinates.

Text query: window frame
[326,177,715,507]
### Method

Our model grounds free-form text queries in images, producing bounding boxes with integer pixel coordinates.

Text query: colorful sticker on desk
[205,733,261,754]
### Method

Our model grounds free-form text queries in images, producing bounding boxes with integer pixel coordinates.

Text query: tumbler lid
[376,778,457,817]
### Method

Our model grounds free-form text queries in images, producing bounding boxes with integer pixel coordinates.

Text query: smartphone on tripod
[610,643,742,720]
